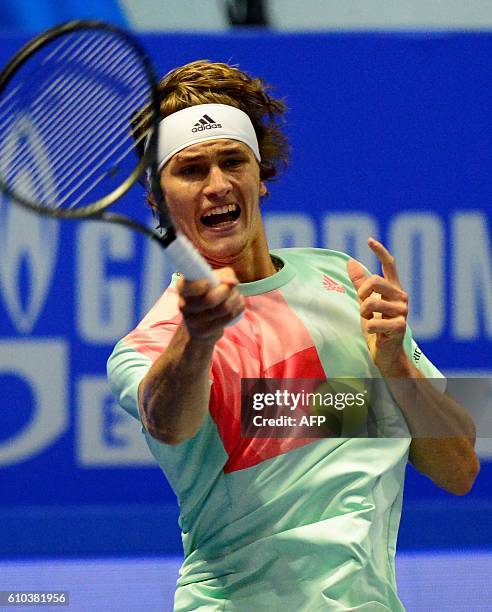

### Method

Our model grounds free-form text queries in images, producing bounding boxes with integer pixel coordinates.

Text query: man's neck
[208,235,276,283]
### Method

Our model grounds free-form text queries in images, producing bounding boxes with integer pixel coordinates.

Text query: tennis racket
[0,20,224,293]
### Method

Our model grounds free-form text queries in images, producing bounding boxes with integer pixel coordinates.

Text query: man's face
[160,139,267,268]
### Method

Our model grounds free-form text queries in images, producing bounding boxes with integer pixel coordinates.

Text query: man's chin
[201,243,246,268]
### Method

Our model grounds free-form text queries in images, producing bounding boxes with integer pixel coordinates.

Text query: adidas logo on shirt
[192,114,222,132]
[413,346,422,363]
[322,274,345,293]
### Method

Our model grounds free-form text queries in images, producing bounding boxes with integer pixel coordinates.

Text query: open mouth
[201,203,240,227]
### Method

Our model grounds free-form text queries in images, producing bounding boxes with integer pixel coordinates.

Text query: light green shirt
[108,248,444,611]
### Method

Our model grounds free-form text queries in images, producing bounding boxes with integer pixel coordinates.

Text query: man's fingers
[368,237,402,287]
[366,316,407,336]
[356,275,408,303]
[180,283,239,315]
[214,266,239,287]
[185,291,244,325]
[360,295,408,320]
[177,276,213,298]
[176,267,243,339]
[182,290,244,338]
[178,267,239,298]
[347,259,367,295]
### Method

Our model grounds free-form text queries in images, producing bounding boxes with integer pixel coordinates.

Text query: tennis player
[108,60,479,611]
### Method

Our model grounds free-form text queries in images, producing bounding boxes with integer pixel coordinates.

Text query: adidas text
[192,123,222,133]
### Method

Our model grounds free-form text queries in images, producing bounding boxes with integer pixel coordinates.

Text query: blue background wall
[0,31,491,557]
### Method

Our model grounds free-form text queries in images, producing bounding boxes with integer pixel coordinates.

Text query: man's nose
[203,165,232,198]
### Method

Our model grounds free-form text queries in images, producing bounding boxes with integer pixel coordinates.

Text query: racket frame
[0,20,230,297]
[0,19,161,221]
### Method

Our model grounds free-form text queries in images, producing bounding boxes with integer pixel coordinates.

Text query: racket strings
[0,34,114,127]
[2,64,146,194]
[1,74,113,175]
[3,116,57,200]
[0,34,86,122]
[1,78,148,208]
[47,82,149,206]
[1,57,145,177]
[61,126,150,210]
[0,70,67,131]
[43,29,96,63]
[0,29,153,210]
[3,109,147,214]
[0,35,139,129]
[0,32,143,141]
[44,30,139,88]
[0,84,23,118]
[41,85,146,201]
[54,98,150,209]
[72,34,144,87]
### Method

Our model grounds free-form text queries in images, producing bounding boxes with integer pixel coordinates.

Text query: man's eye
[180,165,200,176]
[224,158,243,168]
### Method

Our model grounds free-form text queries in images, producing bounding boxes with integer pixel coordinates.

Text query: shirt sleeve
[107,337,152,421]
[107,283,182,422]
[106,291,227,509]
[403,325,447,393]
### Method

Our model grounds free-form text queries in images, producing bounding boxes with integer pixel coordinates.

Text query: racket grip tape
[166,233,243,326]
[166,233,218,285]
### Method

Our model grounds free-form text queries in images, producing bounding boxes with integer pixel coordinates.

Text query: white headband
[154,103,261,171]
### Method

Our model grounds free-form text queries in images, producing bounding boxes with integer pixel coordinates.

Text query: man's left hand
[347,237,410,376]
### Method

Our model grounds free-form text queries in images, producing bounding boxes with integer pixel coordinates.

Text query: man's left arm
[347,237,480,496]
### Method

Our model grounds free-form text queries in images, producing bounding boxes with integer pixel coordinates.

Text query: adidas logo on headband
[154,104,261,171]
[192,114,223,132]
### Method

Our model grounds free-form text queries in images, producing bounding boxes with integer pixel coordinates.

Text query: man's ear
[259,181,268,197]
[146,192,162,228]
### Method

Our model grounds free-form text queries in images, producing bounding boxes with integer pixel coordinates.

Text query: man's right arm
[138,268,244,445]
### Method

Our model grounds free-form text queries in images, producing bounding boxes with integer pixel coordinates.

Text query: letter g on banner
[0,115,59,333]
[0,340,68,465]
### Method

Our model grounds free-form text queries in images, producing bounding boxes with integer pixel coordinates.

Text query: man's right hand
[177,267,245,341]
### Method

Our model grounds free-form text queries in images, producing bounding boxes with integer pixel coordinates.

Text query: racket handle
[167,233,218,285]
[166,233,243,326]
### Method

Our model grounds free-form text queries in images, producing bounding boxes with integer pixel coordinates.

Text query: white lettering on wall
[140,230,174,318]
[65,210,491,348]
[77,376,153,466]
[389,212,444,339]
[0,340,68,465]
[322,212,379,272]
[77,224,135,343]
[0,203,59,334]
[452,212,492,340]
[0,116,60,334]
[264,213,316,249]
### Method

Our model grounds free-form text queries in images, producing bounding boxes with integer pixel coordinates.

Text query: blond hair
[133,59,289,182]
